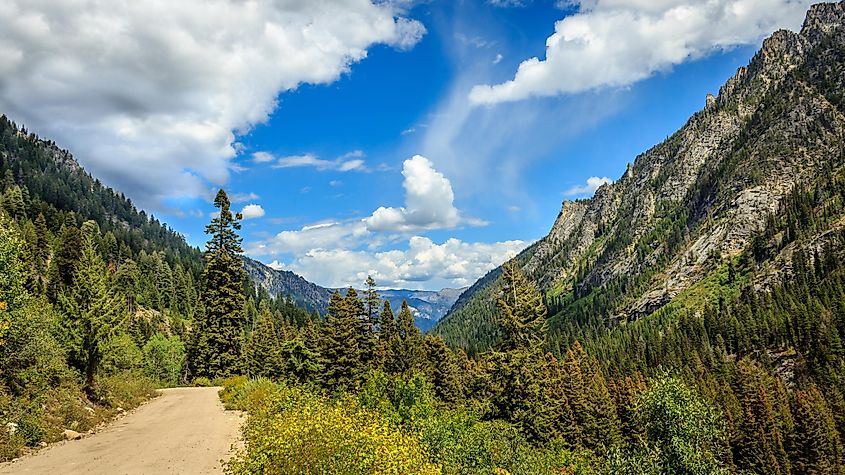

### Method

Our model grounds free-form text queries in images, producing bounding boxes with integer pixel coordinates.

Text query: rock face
[243,257,333,314]
[435,1,845,350]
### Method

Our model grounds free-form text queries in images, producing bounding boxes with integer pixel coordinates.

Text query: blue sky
[0,0,815,289]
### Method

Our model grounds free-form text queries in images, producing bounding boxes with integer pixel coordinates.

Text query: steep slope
[243,257,334,314]
[0,116,202,271]
[434,1,845,352]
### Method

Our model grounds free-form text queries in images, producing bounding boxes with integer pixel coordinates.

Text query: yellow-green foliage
[224,380,440,475]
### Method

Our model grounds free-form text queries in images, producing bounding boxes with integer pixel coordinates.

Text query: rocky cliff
[434,1,845,351]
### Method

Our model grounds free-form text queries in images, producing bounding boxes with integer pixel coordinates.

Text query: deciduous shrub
[224,380,439,475]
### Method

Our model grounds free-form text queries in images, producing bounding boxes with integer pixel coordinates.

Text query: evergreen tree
[47,223,83,301]
[423,335,464,404]
[57,230,125,394]
[363,275,381,331]
[394,300,424,374]
[495,261,547,352]
[792,386,845,474]
[245,308,283,378]
[33,213,49,272]
[189,189,246,379]
[321,291,362,391]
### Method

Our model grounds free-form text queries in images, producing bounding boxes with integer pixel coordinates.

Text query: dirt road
[0,387,242,475]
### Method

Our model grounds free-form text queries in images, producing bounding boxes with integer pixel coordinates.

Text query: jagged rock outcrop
[435,1,845,350]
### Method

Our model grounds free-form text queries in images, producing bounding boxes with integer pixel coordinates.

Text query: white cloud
[0,0,424,209]
[488,0,531,7]
[230,192,260,203]
[274,236,528,289]
[493,53,504,64]
[564,176,612,196]
[469,0,812,104]
[267,260,285,271]
[251,152,276,164]
[240,204,265,220]
[365,155,461,232]
[246,154,502,288]
[260,151,368,172]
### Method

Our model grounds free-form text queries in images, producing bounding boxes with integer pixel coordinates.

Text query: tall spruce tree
[495,260,547,352]
[488,260,555,442]
[321,291,362,391]
[189,189,246,379]
[245,308,283,379]
[57,225,125,394]
[395,300,424,374]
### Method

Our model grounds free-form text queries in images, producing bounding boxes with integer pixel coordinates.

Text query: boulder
[63,429,82,440]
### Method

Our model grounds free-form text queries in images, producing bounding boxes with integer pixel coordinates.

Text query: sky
[0,0,817,290]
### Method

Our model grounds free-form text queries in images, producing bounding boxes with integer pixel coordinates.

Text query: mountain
[434,1,845,353]
[243,257,333,314]
[0,116,202,273]
[375,288,467,332]
[243,257,464,328]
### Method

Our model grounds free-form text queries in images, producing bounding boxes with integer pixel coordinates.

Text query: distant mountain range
[243,257,465,330]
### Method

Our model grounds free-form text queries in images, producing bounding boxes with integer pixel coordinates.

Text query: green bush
[219,376,275,411]
[192,376,213,387]
[142,333,185,387]
[94,372,157,409]
[226,385,439,475]
[101,332,143,375]
[359,369,435,426]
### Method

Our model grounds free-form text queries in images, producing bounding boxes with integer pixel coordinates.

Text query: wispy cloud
[252,151,368,172]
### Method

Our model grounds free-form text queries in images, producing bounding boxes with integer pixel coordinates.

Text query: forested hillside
[0,120,313,460]
[4,3,845,474]
[435,1,845,355]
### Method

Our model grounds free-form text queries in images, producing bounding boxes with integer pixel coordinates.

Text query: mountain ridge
[435,0,845,352]
[243,256,465,329]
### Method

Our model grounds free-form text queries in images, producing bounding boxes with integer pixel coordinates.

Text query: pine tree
[57,231,125,394]
[495,260,547,352]
[792,386,845,474]
[395,300,424,374]
[363,275,381,331]
[346,287,375,367]
[245,309,283,378]
[321,291,362,391]
[47,223,83,301]
[33,213,49,273]
[189,189,246,379]
[2,185,26,221]
[423,335,464,404]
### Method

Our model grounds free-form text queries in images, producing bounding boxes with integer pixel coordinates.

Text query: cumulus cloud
[0,0,424,209]
[278,236,527,289]
[246,154,507,288]
[365,155,462,232]
[564,176,612,196]
[240,204,265,220]
[469,0,812,104]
